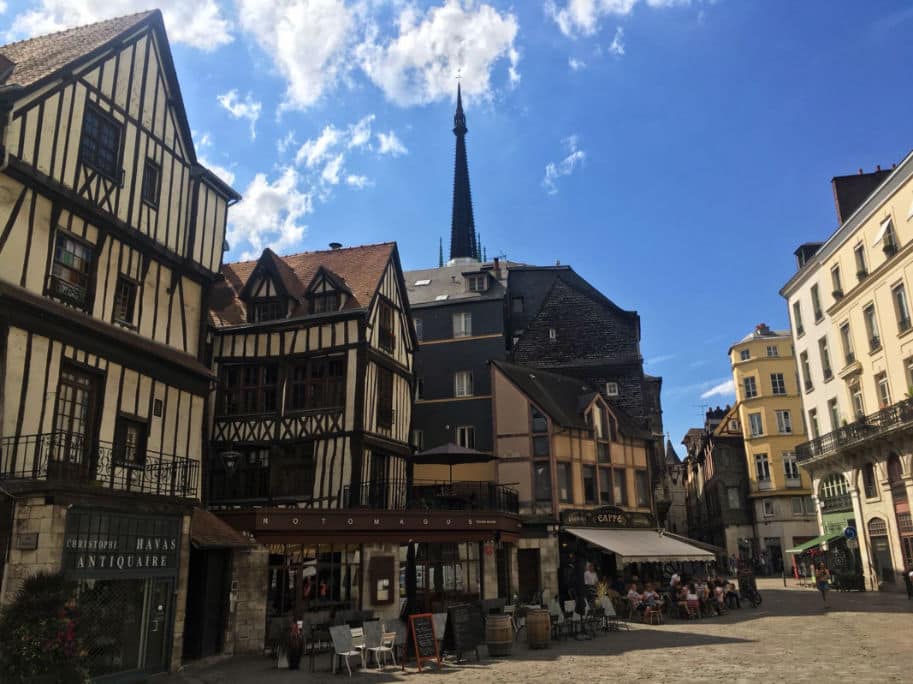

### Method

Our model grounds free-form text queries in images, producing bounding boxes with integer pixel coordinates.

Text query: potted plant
[0,572,89,683]
[286,621,304,670]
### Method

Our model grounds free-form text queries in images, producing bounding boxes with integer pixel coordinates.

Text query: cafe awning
[565,527,714,564]
[786,532,843,555]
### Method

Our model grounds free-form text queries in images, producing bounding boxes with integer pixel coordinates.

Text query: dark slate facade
[506,266,663,474]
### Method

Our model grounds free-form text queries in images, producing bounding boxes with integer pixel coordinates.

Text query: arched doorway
[887,453,912,572]
[867,517,894,584]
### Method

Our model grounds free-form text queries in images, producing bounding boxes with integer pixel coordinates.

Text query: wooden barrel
[526,608,551,649]
[485,614,513,656]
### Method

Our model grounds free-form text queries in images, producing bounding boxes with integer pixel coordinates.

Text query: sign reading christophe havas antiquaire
[63,509,182,578]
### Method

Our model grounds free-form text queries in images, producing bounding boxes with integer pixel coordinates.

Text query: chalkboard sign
[408,613,440,671]
[443,603,482,661]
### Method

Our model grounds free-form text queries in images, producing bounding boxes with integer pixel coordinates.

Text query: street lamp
[219,448,241,476]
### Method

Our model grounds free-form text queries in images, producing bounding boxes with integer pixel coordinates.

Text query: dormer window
[467,274,488,293]
[251,298,284,322]
[311,291,340,314]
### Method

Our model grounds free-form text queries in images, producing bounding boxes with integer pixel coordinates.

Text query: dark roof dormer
[238,249,298,323]
[304,266,351,314]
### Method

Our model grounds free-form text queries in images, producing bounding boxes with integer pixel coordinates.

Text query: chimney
[329,242,342,250]
[493,256,501,279]
[876,165,881,172]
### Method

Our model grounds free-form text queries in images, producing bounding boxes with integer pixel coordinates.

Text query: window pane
[557,463,571,503]
[534,463,551,502]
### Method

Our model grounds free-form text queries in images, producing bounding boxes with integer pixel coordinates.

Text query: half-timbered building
[0,11,240,678]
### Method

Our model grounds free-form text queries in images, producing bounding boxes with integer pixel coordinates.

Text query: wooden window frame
[220,363,279,416]
[612,468,628,506]
[113,414,148,467]
[112,275,138,328]
[377,298,396,353]
[79,103,123,182]
[452,311,472,338]
[454,370,474,398]
[456,425,475,449]
[48,229,95,311]
[287,355,346,412]
[556,462,571,504]
[770,373,786,395]
[376,366,394,429]
[582,464,596,504]
[141,158,161,208]
[634,470,649,507]
[251,298,285,323]
[310,291,340,314]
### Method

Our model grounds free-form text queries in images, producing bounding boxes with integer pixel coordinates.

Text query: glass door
[52,364,100,479]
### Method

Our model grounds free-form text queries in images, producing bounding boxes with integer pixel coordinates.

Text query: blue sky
[4,1,913,450]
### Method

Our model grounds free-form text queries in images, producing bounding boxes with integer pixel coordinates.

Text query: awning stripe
[786,532,843,555]
[565,527,714,564]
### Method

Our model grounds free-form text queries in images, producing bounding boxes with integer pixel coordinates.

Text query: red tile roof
[0,11,154,88]
[212,243,396,326]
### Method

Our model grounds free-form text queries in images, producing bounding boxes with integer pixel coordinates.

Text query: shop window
[267,544,361,615]
[49,232,95,310]
[113,416,147,466]
[288,356,345,411]
[220,364,278,415]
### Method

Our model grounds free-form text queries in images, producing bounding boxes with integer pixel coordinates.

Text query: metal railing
[342,479,520,514]
[796,397,913,462]
[0,432,199,498]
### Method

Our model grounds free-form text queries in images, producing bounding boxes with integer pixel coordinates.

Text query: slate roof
[831,169,892,224]
[494,360,593,429]
[212,243,396,326]
[665,439,681,465]
[405,260,508,307]
[0,11,154,88]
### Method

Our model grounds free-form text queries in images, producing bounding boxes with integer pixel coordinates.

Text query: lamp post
[219,448,241,477]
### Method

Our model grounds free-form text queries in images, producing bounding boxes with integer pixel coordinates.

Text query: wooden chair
[685,598,700,620]
[329,625,361,677]
[643,605,663,625]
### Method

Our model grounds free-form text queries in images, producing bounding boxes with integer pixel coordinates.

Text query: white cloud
[238,0,354,112]
[227,167,312,260]
[345,174,372,189]
[348,114,375,149]
[0,2,7,15]
[321,154,345,185]
[295,125,342,168]
[542,135,586,195]
[608,26,625,55]
[700,379,736,399]
[377,131,407,157]
[546,0,698,38]
[646,353,674,366]
[6,0,232,50]
[199,156,236,187]
[216,90,262,140]
[357,0,519,106]
[277,130,298,155]
[568,57,587,71]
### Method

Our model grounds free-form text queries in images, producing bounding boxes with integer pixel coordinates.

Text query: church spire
[449,82,477,261]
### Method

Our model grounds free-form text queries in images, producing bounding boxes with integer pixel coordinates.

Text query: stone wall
[169,514,192,671]
[223,544,269,655]
[0,497,67,605]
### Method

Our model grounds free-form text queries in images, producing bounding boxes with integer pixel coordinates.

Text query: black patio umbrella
[411,442,495,483]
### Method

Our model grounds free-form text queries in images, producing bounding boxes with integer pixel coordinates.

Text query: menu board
[408,613,440,671]
[444,603,482,661]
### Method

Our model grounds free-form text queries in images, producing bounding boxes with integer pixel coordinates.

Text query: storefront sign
[560,506,655,529]
[63,509,182,579]
[16,532,39,550]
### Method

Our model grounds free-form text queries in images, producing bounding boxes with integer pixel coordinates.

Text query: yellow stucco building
[729,325,819,570]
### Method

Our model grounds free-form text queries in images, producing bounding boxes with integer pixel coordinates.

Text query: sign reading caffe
[560,506,655,529]
[63,508,182,579]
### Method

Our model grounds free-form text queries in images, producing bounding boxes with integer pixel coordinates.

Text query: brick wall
[223,545,269,655]
[0,497,67,605]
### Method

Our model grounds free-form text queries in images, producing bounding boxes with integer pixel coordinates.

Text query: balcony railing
[796,397,913,462]
[342,479,520,514]
[0,432,198,498]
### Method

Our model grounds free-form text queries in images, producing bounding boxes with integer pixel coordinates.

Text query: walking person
[815,562,831,609]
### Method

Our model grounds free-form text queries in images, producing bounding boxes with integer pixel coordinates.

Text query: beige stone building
[728,324,819,572]
[781,155,913,589]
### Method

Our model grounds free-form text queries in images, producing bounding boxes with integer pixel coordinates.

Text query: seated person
[725,581,740,608]
[642,583,663,609]
[626,584,644,614]
[675,585,689,617]
[685,584,700,615]
[712,582,726,614]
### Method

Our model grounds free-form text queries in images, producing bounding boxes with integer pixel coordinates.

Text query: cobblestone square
[167,581,912,684]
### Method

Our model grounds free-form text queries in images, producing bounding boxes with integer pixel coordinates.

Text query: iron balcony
[796,397,913,463]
